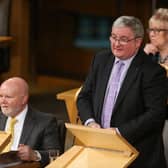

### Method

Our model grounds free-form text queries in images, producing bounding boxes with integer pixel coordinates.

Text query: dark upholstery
[57,119,66,154]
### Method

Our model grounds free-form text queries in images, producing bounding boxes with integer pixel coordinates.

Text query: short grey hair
[112,16,144,38]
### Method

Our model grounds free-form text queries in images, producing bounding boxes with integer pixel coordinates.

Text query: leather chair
[57,119,66,154]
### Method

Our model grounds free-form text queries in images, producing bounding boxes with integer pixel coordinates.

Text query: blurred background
[0,0,167,122]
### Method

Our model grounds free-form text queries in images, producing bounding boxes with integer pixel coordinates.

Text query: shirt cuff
[34,150,41,161]
[115,128,121,135]
[84,118,95,126]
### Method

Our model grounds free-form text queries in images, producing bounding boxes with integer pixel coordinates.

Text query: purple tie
[101,60,124,128]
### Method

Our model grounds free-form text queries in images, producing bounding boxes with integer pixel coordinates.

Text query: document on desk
[0,151,22,167]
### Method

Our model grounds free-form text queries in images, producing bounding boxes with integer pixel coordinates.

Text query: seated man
[0,77,61,167]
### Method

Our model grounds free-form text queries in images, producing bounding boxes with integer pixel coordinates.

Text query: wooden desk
[57,88,81,151]
[0,151,40,168]
[4,161,41,168]
[57,88,81,124]
[46,123,139,168]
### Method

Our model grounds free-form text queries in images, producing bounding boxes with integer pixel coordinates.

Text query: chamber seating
[56,87,81,124]
[56,87,82,151]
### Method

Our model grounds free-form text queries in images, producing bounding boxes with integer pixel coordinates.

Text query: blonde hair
[150,8,168,27]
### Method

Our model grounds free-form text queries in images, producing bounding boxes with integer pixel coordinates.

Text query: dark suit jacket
[77,49,167,168]
[0,105,61,167]
[150,53,168,119]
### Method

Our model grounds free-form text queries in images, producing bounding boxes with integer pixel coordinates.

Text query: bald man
[0,77,61,167]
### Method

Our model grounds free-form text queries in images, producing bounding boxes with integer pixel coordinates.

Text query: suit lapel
[112,51,143,115]
[0,113,7,130]
[19,108,36,144]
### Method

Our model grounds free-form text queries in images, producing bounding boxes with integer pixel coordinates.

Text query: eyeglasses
[110,35,139,45]
[146,28,168,34]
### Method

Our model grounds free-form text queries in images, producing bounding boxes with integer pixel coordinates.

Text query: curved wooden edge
[56,87,82,124]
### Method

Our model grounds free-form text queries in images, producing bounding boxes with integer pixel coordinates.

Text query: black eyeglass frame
[146,28,168,34]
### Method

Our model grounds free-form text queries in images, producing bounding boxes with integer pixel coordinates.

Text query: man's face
[0,84,25,117]
[110,26,142,60]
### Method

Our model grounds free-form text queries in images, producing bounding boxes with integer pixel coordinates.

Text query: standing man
[77,16,167,167]
[0,77,61,167]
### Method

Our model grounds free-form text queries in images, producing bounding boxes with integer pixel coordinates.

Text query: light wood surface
[46,146,83,168]
[56,88,82,151]
[66,123,138,155]
[46,123,139,168]
[57,87,81,124]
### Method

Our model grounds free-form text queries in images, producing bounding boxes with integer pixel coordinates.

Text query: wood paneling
[2,0,156,82]
[1,0,31,81]
[31,0,152,80]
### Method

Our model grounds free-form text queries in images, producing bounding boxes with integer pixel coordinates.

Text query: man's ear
[136,38,143,49]
[22,95,28,105]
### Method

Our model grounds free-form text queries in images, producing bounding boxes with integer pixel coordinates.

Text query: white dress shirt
[5,105,28,150]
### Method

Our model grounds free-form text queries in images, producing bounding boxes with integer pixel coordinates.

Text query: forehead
[0,83,20,96]
[149,20,168,28]
[112,26,134,37]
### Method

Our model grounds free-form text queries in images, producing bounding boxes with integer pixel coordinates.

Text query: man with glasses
[77,16,167,167]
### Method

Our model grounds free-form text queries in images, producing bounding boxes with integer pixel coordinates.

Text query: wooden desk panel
[46,124,139,168]
[56,88,81,150]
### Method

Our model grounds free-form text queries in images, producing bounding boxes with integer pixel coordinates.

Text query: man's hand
[18,144,39,161]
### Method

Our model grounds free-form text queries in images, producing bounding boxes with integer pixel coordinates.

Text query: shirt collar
[114,54,136,65]
[12,105,28,122]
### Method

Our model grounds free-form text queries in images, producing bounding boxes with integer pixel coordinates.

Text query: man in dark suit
[77,16,167,168]
[0,77,61,167]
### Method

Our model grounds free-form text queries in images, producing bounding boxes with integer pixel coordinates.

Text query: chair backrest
[56,87,82,151]
[57,87,82,124]
[73,87,82,124]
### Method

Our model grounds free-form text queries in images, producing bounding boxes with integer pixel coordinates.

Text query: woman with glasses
[144,8,168,71]
[77,15,167,168]
[145,8,168,167]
